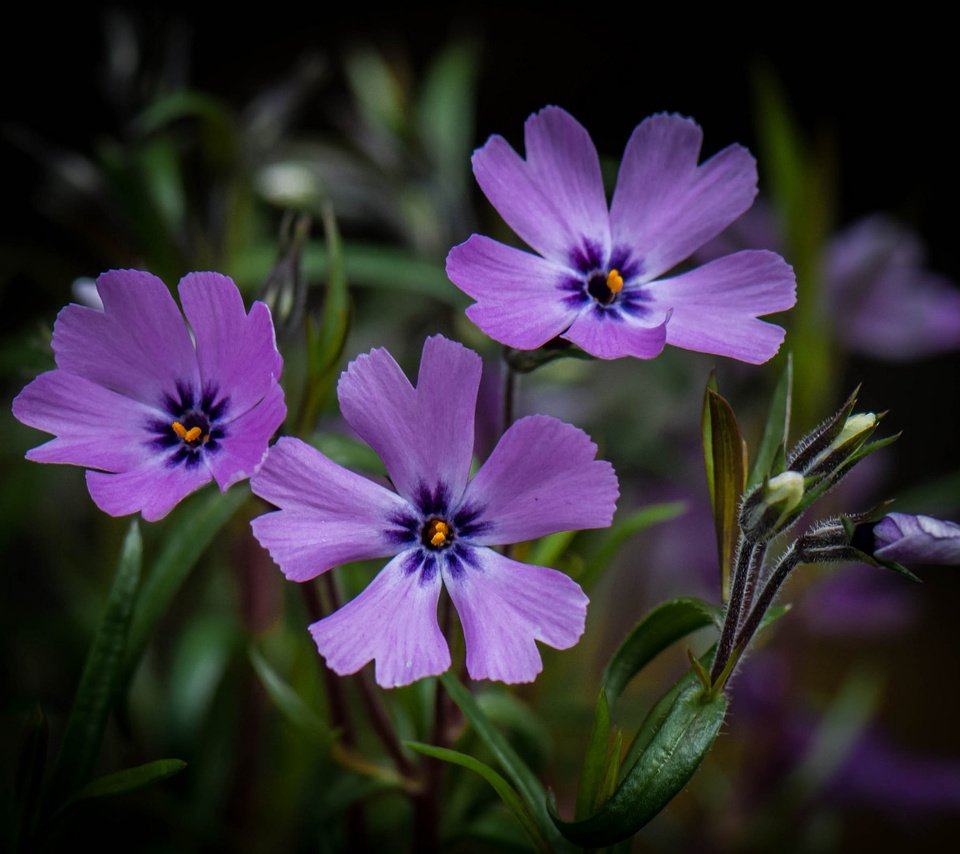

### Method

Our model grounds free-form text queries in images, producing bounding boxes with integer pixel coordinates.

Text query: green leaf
[124,485,248,677]
[602,597,720,709]
[577,502,687,591]
[50,521,142,807]
[406,742,550,854]
[748,354,793,489]
[703,386,747,602]
[344,48,406,134]
[308,431,386,477]
[60,759,187,811]
[551,684,728,847]
[575,690,612,820]
[249,647,337,751]
[440,673,567,850]
[528,530,578,569]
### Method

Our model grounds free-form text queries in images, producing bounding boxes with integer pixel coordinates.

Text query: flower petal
[250,437,411,581]
[178,272,283,418]
[205,381,286,491]
[459,415,618,546]
[472,106,609,264]
[309,551,450,688]
[873,514,960,565]
[446,235,579,348]
[13,370,160,471]
[560,306,669,360]
[443,546,588,683]
[645,250,796,364]
[85,459,212,522]
[610,114,757,280]
[337,336,481,505]
[53,270,199,407]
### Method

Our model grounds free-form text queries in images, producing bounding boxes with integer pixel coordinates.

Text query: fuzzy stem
[711,539,760,681]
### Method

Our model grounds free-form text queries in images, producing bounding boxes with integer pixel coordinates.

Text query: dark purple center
[148,382,229,469]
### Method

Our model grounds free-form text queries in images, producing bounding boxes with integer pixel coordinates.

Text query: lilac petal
[13,371,159,471]
[459,415,618,546]
[338,336,481,504]
[560,306,668,360]
[178,272,283,417]
[86,459,212,522]
[309,551,449,688]
[610,114,757,280]
[645,250,796,364]
[446,235,579,348]
[873,513,960,565]
[250,437,411,581]
[206,382,286,491]
[444,547,588,683]
[53,270,198,406]
[472,106,609,264]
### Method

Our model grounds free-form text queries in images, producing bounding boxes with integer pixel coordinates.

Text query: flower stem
[732,543,801,664]
[710,539,761,682]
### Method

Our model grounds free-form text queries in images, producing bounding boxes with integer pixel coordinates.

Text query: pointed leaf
[704,387,747,602]
[748,354,793,489]
[51,521,142,806]
[406,742,550,854]
[575,689,612,820]
[60,759,187,811]
[551,684,728,846]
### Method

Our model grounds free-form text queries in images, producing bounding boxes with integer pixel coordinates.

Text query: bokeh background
[2,8,958,851]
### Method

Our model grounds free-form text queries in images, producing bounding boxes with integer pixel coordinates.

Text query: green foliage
[60,760,187,812]
[748,353,793,489]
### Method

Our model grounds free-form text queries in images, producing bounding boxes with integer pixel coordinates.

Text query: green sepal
[50,521,142,808]
[702,384,747,602]
[550,685,728,847]
[748,353,793,489]
[405,742,551,854]
[439,673,567,850]
[58,759,187,812]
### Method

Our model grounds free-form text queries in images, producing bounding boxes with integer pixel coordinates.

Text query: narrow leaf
[748,353,793,489]
[551,685,728,846]
[705,387,747,602]
[440,673,566,850]
[575,690,611,820]
[61,759,187,810]
[406,742,550,854]
[249,647,337,751]
[51,521,142,806]
[125,486,248,676]
[528,530,577,569]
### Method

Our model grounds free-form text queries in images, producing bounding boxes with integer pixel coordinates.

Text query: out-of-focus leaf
[528,530,577,569]
[577,502,687,591]
[60,759,186,811]
[249,647,337,751]
[309,432,387,476]
[475,690,550,768]
[417,41,478,183]
[50,521,142,806]
[748,354,793,489]
[575,690,612,820]
[168,617,236,740]
[139,139,186,236]
[134,91,236,161]
[552,684,727,846]
[406,742,550,854]
[703,385,747,602]
[124,485,248,677]
[440,673,568,850]
[893,469,960,515]
[344,48,406,135]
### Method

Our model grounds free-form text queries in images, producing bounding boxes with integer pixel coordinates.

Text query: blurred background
[2,7,958,852]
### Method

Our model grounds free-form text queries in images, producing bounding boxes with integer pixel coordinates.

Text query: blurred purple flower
[13,270,286,521]
[699,205,960,360]
[870,513,960,565]
[250,335,618,688]
[446,107,796,363]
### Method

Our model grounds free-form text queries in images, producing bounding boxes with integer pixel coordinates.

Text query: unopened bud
[741,471,805,540]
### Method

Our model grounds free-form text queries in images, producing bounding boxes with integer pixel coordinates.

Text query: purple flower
[250,335,618,688]
[446,107,796,363]
[13,270,286,521]
[870,513,960,565]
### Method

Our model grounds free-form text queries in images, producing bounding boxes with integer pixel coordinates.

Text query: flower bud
[856,513,960,566]
[740,471,805,540]
[803,412,877,479]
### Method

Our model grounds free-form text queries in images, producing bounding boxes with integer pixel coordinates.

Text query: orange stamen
[607,269,624,294]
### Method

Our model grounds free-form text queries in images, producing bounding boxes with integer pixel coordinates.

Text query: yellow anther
[606,269,624,294]
[184,426,202,442]
[172,421,188,440]
[172,421,203,443]
[429,520,449,547]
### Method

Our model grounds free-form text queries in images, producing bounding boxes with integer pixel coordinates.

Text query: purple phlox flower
[250,335,618,688]
[868,513,960,565]
[445,106,796,363]
[13,270,286,521]
[828,215,960,360]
